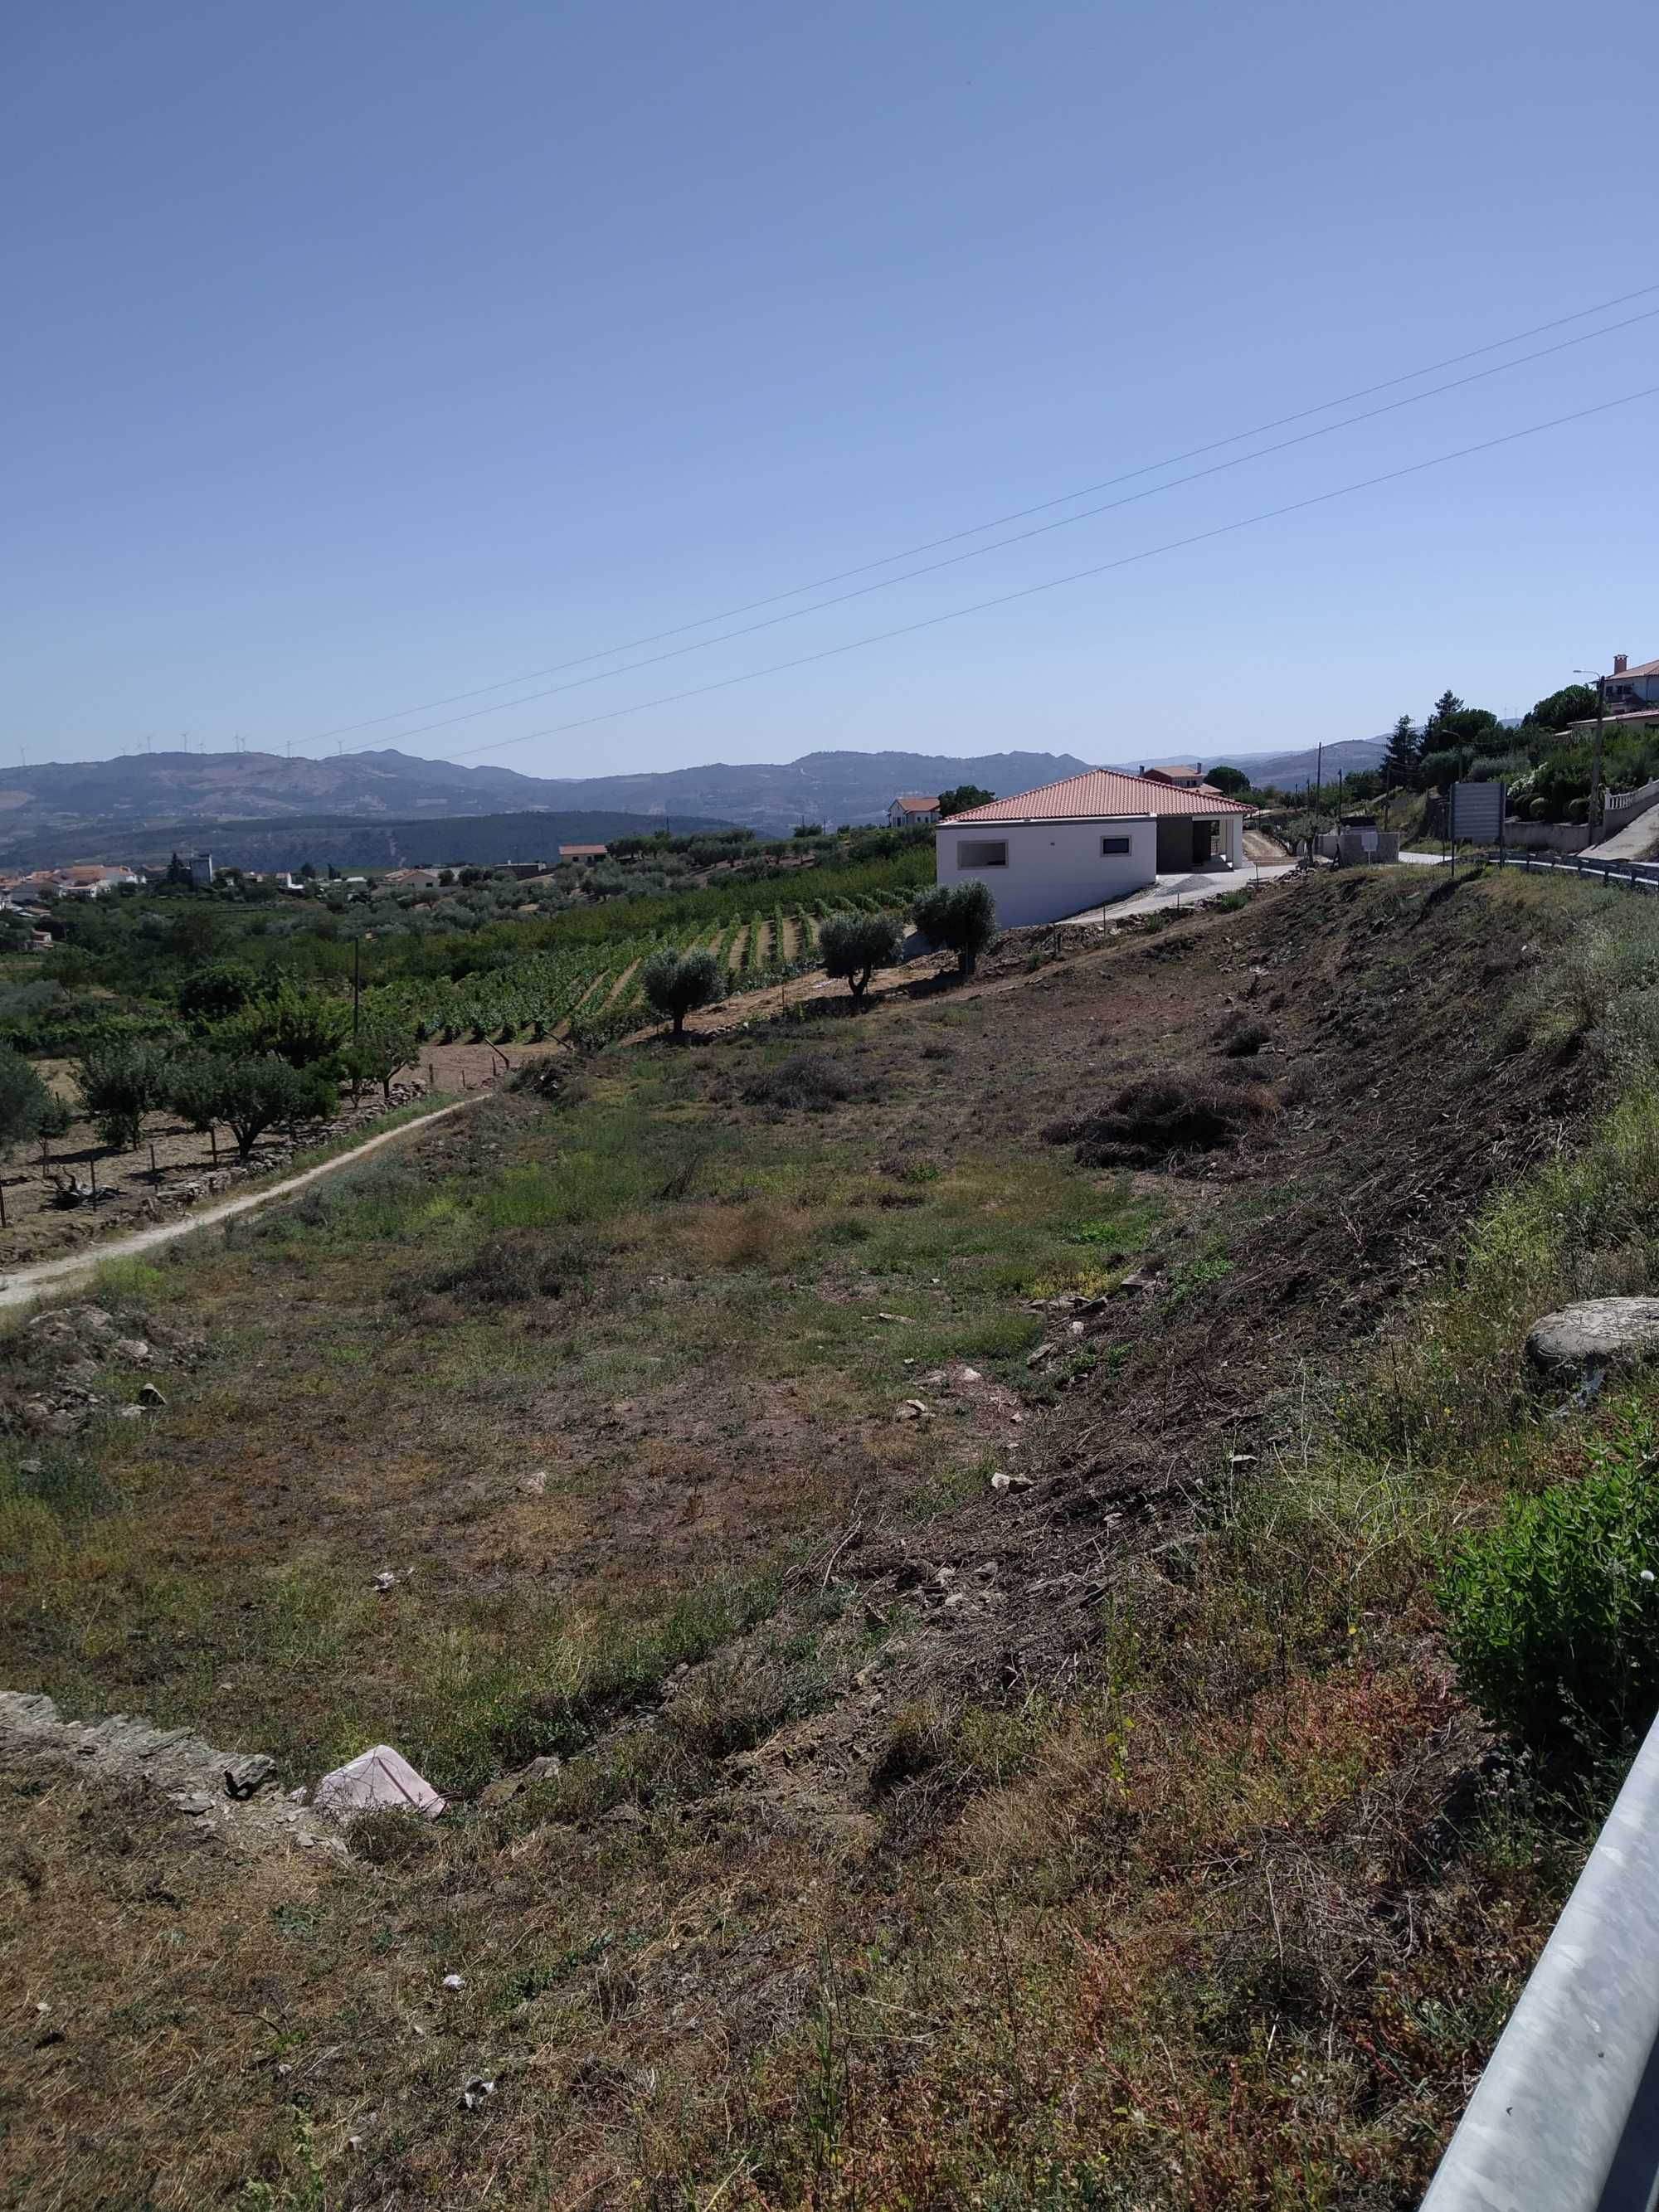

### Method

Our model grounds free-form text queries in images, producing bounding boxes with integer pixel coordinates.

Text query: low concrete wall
[1502,822,1592,854]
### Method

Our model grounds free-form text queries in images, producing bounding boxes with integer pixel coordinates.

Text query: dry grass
[0,870,1643,2207]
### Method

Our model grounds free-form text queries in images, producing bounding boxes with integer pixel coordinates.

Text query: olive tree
[912,881,998,978]
[75,1041,166,1150]
[819,910,902,1004]
[0,1044,70,1150]
[640,947,725,1038]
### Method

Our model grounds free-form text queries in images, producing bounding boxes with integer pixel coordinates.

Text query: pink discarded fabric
[311,1744,447,1825]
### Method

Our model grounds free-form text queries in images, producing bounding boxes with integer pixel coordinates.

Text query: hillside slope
[0,868,1643,2207]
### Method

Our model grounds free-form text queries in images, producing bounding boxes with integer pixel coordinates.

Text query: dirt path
[0,1096,479,1315]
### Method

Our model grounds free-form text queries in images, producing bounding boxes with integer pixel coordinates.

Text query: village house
[558,843,610,863]
[886,795,941,828]
[934,766,1252,927]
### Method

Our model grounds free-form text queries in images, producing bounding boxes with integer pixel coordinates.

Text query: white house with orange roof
[935,766,1251,927]
[886,795,941,827]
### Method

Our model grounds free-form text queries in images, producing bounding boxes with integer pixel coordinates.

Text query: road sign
[1451,781,1505,843]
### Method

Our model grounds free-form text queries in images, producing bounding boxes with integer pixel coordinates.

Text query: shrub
[819,910,903,1003]
[640,947,725,1038]
[1442,1412,1659,1766]
[0,1045,70,1150]
[742,1052,859,1112]
[1047,1072,1279,1166]
[912,881,997,977]
[75,1041,166,1149]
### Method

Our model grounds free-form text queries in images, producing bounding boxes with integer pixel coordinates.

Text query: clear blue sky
[4,0,1657,775]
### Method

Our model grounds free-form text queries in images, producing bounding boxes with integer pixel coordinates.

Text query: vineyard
[364,892,905,1045]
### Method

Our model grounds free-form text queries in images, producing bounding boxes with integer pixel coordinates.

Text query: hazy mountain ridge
[0,739,1386,865]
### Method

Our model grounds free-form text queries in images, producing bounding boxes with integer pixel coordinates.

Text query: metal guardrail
[1477,848,1659,895]
[1421,1710,1659,2212]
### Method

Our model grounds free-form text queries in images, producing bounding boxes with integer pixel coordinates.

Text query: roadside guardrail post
[1421,1707,1659,2211]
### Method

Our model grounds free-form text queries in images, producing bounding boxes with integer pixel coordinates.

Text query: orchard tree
[640,947,726,1038]
[178,959,257,1027]
[912,881,998,978]
[0,1046,70,1150]
[75,1042,166,1150]
[819,910,903,1004]
[216,980,348,1071]
[340,1010,418,1104]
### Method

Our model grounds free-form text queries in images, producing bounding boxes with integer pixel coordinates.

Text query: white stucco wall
[934,815,1157,926]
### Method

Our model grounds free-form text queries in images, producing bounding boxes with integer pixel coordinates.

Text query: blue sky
[3,0,1657,775]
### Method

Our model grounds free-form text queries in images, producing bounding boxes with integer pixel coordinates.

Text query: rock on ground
[1525,1296,1659,1380]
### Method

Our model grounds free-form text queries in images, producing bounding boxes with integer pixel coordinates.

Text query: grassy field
[4,867,1658,2206]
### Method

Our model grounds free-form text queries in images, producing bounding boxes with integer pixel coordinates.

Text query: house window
[956,839,1008,868]
[1100,835,1131,855]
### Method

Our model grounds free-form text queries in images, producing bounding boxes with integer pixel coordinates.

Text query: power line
[351,305,1659,749]
[300,279,1659,748]
[435,380,1659,764]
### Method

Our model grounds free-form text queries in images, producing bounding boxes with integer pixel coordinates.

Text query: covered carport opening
[1156,816,1225,870]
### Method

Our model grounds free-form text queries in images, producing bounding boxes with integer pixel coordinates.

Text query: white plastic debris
[311,1743,447,1826]
[460,2077,496,2110]
[372,1569,397,1593]
[441,1973,468,1991]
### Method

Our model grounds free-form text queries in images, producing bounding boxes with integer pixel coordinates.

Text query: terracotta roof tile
[946,768,1251,823]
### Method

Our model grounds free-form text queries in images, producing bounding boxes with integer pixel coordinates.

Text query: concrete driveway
[1062,862,1296,928]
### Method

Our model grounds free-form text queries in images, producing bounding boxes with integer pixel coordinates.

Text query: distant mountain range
[1115,740,1389,790]
[0,738,1386,867]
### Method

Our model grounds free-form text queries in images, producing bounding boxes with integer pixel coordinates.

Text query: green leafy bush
[1442,1412,1659,1765]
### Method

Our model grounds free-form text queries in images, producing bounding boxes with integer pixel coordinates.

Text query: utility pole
[1574,667,1608,843]
[353,936,362,1041]
[1314,742,1324,848]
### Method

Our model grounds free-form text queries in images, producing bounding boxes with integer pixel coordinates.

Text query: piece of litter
[461,2077,496,2110]
[876,1312,913,1324]
[957,1367,982,1383]
[312,1743,448,1826]
[441,1973,467,1991]
[372,1570,397,1593]
[990,1471,1033,1495]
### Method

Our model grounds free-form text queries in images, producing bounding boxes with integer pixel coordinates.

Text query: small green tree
[1382,713,1420,785]
[640,947,725,1038]
[912,881,997,978]
[0,1045,69,1150]
[937,785,995,818]
[819,911,903,1004]
[75,1041,166,1150]
[217,981,349,1071]
[1527,683,1598,734]
[178,959,257,1027]
[214,1057,337,1160]
[339,1010,418,1104]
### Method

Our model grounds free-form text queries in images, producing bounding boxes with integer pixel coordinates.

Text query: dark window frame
[956,839,1010,869]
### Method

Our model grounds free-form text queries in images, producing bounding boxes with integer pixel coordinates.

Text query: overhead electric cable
[431,380,1659,762]
[299,279,1659,748]
[349,306,1659,747]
